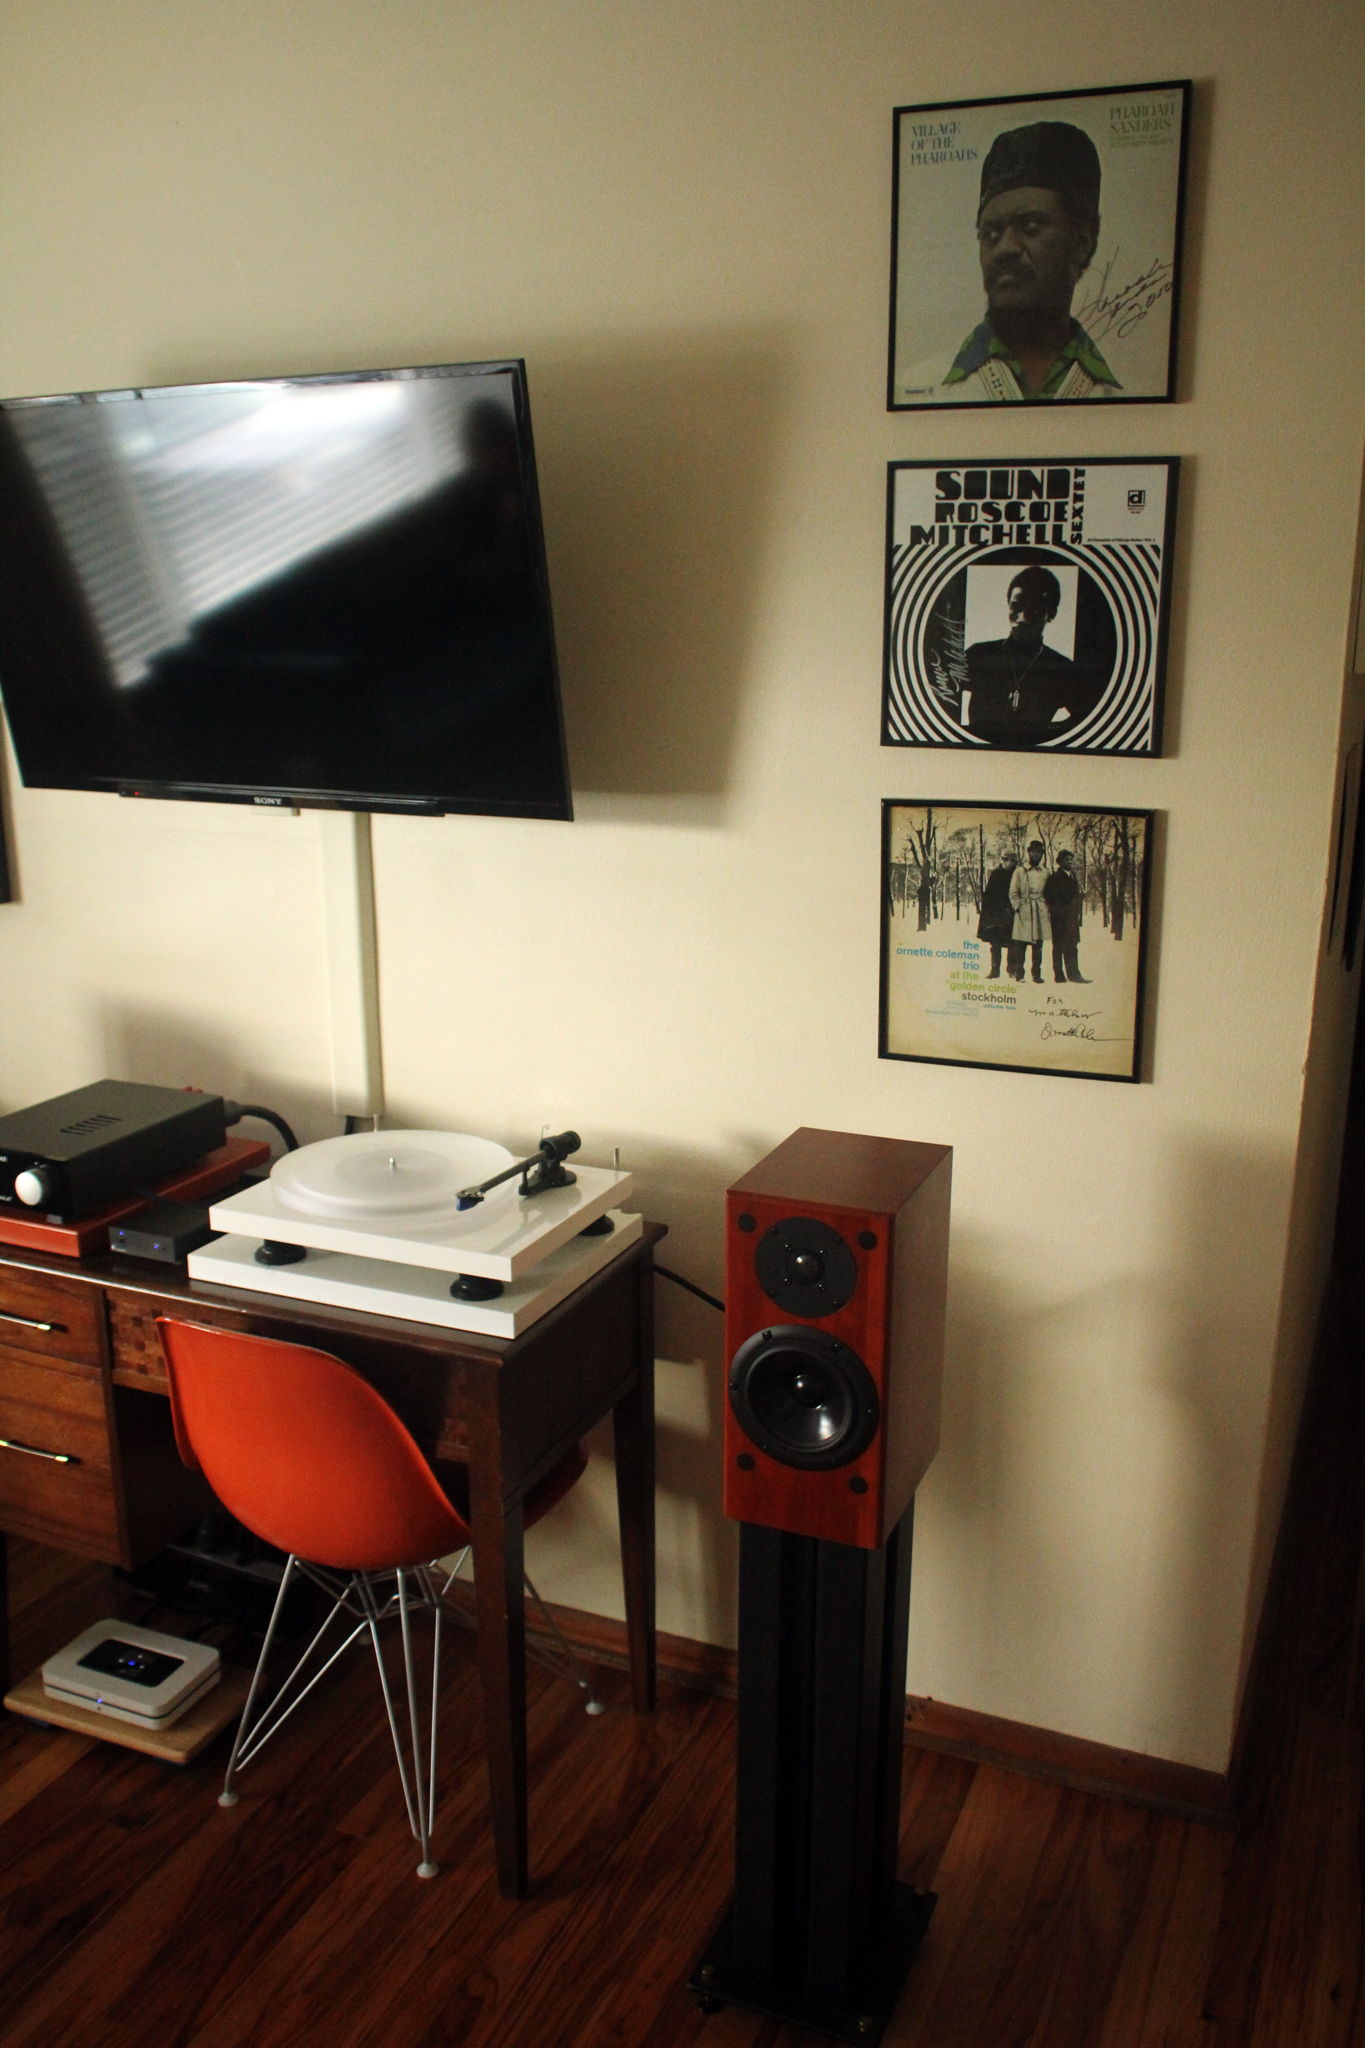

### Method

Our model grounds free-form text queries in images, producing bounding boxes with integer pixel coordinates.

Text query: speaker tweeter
[753,1215,858,1317]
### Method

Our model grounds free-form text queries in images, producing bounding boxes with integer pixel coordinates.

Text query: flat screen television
[0,359,572,819]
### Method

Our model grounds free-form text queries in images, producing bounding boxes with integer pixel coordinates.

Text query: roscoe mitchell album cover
[882,457,1178,757]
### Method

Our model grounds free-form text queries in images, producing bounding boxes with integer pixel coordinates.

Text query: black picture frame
[888,80,1191,410]
[880,800,1155,1082]
[882,456,1179,756]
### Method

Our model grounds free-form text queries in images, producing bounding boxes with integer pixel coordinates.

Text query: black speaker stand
[688,1506,935,2044]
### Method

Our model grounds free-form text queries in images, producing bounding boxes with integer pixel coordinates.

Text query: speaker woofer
[729,1326,879,1471]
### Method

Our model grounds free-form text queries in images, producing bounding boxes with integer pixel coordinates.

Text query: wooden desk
[0,1222,661,1897]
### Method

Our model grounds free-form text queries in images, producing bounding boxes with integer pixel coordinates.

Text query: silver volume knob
[13,1167,53,1208]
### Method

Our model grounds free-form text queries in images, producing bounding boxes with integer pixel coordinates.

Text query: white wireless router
[42,1621,221,1729]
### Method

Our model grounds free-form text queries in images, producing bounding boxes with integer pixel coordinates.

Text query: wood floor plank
[466,1707,735,2048]
[1091,1816,1231,2048]
[0,1691,379,2044]
[896,1747,978,1893]
[1212,1705,1363,2048]
[0,1726,95,1829]
[881,1766,1070,2045]
[173,1658,575,2048]
[897,1781,1164,2048]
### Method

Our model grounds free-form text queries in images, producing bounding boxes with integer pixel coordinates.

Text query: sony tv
[0,359,572,818]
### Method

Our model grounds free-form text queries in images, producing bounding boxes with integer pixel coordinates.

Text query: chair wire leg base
[218,1557,446,1879]
[220,1553,305,1806]
[216,1546,600,1877]
[362,1567,442,1878]
[524,1570,605,1714]
[439,1550,605,1715]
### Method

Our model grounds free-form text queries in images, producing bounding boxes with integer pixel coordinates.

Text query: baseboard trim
[520,1598,1234,1825]
[440,1580,738,1696]
[901,1694,1233,1823]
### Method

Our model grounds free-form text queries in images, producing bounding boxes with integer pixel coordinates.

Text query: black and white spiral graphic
[884,537,1163,755]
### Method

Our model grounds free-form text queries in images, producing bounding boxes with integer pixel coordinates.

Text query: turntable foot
[579,1214,615,1237]
[255,1239,309,1266]
[450,1273,504,1301]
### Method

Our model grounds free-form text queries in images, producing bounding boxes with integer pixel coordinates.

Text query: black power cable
[654,1263,724,1314]
[226,1101,301,1152]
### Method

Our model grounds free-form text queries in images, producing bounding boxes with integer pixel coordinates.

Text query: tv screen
[0,360,572,819]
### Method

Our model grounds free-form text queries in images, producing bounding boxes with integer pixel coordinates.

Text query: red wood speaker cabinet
[724,1128,951,1550]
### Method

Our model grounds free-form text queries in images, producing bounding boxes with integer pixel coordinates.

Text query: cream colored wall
[1,0,1361,1774]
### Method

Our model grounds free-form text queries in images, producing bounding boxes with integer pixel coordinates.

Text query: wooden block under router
[4,1665,250,1764]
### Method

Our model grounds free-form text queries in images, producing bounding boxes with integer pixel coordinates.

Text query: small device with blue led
[41,1621,221,1729]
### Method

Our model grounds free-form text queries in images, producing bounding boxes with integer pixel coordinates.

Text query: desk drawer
[0,1345,122,1556]
[0,1266,105,1367]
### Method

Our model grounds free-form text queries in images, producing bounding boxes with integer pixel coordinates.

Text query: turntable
[187,1127,640,1336]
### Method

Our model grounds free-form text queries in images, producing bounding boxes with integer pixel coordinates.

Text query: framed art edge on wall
[888,79,1192,412]
[880,799,1155,1082]
[881,454,1179,758]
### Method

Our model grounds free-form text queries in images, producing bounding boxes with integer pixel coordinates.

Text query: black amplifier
[0,1080,227,1221]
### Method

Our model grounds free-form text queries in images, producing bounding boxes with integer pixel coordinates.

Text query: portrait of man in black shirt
[963,566,1098,747]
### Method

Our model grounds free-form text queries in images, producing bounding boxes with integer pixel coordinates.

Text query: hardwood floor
[1,1263,1361,2046]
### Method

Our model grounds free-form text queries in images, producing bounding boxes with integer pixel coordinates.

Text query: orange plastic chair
[157,1317,599,1877]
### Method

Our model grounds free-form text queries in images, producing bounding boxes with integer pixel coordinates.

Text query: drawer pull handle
[0,1309,64,1334]
[0,1435,77,1465]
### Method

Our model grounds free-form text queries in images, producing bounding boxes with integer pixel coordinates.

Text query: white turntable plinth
[189,1212,644,1338]
[186,1129,642,1337]
[203,1129,635,1281]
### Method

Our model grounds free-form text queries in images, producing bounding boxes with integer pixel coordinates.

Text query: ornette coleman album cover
[880,801,1154,1083]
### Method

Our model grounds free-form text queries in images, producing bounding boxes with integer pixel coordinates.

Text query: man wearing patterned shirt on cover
[941,121,1119,402]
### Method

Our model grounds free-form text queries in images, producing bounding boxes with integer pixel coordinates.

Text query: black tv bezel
[0,357,574,823]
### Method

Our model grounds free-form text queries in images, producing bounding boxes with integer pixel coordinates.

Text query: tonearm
[455,1130,580,1210]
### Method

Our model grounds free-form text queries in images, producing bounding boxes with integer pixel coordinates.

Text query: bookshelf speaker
[723,1128,951,1550]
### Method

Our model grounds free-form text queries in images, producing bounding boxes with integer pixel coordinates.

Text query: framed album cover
[880,801,1154,1082]
[882,456,1178,755]
[888,81,1191,409]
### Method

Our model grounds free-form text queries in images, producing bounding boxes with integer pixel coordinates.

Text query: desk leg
[614,1255,657,1714]
[468,1446,529,1899]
